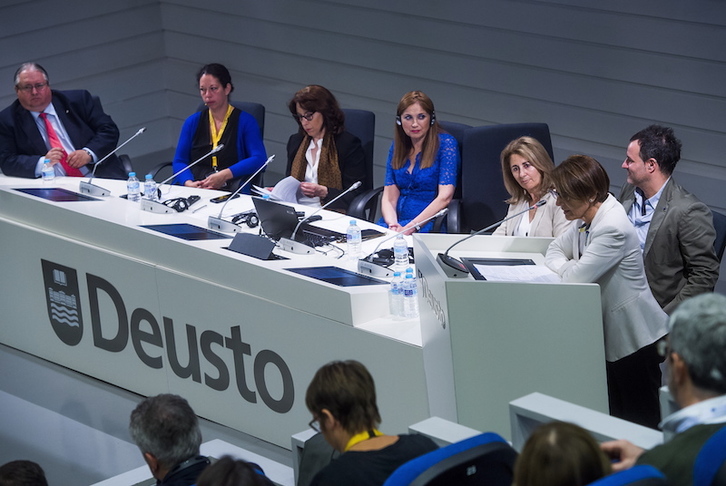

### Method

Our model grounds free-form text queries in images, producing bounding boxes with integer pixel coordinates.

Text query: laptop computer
[251,197,300,240]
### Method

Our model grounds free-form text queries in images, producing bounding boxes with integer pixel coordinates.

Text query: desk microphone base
[279,237,314,255]
[79,181,111,197]
[208,216,242,234]
[436,253,470,279]
[357,259,394,278]
[140,199,174,214]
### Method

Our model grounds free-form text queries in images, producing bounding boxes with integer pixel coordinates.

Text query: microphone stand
[357,208,448,278]
[279,181,363,255]
[437,199,547,278]
[141,144,224,214]
[208,155,276,233]
[79,127,147,197]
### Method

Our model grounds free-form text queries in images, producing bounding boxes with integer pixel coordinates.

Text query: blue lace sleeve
[437,133,459,186]
[383,142,396,186]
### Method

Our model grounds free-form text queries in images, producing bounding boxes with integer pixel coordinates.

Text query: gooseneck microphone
[437,199,547,278]
[357,208,448,277]
[207,155,276,233]
[141,144,224,214]
[79,127,147,196]
[279,181,363,255]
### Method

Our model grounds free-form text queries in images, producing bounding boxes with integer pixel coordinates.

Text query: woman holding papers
[286,85,366,211]
[545,155,668,429]
[493,136,571,237]
[380,91,459,234]
[172,63,267,191]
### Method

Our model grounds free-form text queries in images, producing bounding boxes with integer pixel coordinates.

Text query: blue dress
[380,132,459,232]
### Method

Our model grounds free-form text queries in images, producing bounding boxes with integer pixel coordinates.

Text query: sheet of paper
[473,264,561,283]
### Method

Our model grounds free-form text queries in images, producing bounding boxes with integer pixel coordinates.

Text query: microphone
[279,181,363,255]
[357,208,448,277]
[207,155,276,233]
[141,144,224,214]
[79,127,147,196]
[437,199,547,278]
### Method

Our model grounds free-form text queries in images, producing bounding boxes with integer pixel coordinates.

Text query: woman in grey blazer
[545,155,668,429]
[493,137,571,237]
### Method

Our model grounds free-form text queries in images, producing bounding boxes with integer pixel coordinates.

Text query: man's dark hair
[630,125,682,176]
[0,460,48,486]
[128,394,202,471]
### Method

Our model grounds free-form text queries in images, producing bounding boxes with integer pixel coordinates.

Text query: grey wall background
[1,0,724,289]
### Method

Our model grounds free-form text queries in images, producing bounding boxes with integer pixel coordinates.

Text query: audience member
[601,293,726,486]
[196,456,274,486]
[0,62,125,179]
[129,393,210,486]
[380,91,459,233]
[514,421,611,486]
[546,155,668,428]
[285,85,366,211]
[0,460,48,486]
[305,360,438,486]
[172,63,267,191]
[493,136,571,237]
[618,125,719,314]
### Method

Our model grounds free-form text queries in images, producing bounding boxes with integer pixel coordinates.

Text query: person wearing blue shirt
[380,91,459,234]
[172,63,267,192]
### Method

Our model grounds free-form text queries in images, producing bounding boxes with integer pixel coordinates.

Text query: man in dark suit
[0,62,126,179]
[618,125,719,314]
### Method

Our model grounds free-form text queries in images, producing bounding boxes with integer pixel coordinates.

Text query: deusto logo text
[41,259,294,414]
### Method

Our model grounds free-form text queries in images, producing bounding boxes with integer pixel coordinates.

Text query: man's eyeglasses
[308,418,321,433]
[17,83,48,92]
[293,112,316,122]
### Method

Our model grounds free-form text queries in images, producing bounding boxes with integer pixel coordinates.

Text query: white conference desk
[0,175,610,448]
[0,175,428,448]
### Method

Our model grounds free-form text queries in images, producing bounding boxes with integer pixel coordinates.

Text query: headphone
[231,210,259,228]
[396,111,436,126]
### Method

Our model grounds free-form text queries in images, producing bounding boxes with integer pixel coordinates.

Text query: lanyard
[344,429,383,452]
[208,104,234,170]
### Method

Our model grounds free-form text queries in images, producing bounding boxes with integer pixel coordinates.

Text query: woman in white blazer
[545,154,668,429]
[493,136,572,237]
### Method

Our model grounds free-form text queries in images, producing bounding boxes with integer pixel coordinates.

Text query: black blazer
[286,131,366,211]
[0,90,126,179]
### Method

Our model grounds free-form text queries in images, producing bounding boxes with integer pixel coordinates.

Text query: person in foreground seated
[0,460,48,486]
[493,136,571,237]
[601,293,726,486]
[379,91,459,234]
[514,421,611,486]
[129,393,210,486]
[285,85,366,211]
[305,360,438,486]
[196,456,274,486]
[172,63,267,191]
[0,62,126,179]
[618,125,719,314]
[545,155,668,429]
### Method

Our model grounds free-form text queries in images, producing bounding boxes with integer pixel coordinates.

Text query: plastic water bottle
[144,173,158,201]
[393,234,409,270]
[347,220,362,258]
[41,158,55,182]
[126,172,140,202]
[388,272,404,318]
[403,273,419,318]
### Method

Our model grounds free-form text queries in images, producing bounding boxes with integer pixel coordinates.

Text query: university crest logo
[41,259,83,346]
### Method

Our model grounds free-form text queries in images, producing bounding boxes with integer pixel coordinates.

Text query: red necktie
[39,112,84,177]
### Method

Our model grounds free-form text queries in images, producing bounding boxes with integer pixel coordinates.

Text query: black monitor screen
[15,187,100,202]
[142,223,232,241]
[287,266,388,287]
